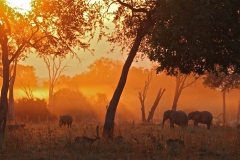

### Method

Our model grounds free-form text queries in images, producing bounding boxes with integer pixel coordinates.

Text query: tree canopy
[147,0,240,76]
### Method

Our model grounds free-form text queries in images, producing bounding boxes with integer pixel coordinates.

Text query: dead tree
[147,88,165,123]
[136,73,152,123]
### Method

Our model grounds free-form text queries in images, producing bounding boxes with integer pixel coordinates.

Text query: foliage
[14,64,38,94]
[203,72,240,92]
[15,98,57,122]
[52,88,99,122]
[147,0,240,76]
[101,0,156,56]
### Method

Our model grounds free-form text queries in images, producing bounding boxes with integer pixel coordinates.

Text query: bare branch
[116,0,148,13]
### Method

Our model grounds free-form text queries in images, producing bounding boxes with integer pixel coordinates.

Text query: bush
[15,98,57,122]
[53,88,99,122]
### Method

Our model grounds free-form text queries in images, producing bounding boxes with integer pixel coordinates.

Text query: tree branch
[117,0,148,13]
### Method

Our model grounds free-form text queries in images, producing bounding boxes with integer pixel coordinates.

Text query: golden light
[7,0,32,14]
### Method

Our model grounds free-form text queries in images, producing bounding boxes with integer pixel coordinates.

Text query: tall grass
[0,121,240,160]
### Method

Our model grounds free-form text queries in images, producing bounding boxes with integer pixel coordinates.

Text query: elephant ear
[193,111,201,120]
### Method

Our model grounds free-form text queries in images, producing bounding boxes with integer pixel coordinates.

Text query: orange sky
[19,37,152,78]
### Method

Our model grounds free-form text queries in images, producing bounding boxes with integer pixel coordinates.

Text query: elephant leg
[207,123,211,130]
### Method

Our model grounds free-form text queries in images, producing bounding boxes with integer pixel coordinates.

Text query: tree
[8,58,17,121]
[136,72,165,123]
[0,5,11,142]
[146,87,165,123]
[148,0,240,76]
[15,65,38,99]
[171,71,200,110]
[102,0,157,140]
[203,72,240,125]
[0,0,103,142]
[136,73,152,123]
[52,88,99,122]
[102,0,240,138]
[42,55,69,111]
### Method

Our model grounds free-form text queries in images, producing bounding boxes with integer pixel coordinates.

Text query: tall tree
[148,0,240,76]
[0,0,103,141]
[101,0,157,139]
[171,71,200,110]
[42,55,69,110]
[203,73,240,125]
[101,0,239,138]
[8,58,17,121]
[0,5,11,143]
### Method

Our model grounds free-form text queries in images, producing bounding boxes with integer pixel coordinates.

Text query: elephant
[59,114,73,127]
[188,111,213,129]
[162,110,188,129]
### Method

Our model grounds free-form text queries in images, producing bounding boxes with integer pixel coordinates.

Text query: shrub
[15,98,57,122]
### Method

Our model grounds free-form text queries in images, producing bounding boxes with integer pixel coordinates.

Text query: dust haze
[9,58,239,125]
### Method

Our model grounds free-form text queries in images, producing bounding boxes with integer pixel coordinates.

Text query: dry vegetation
[0,121,240,160]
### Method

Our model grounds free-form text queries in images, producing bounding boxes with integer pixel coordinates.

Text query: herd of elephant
[59,110,213,130]
[162,110,213,130]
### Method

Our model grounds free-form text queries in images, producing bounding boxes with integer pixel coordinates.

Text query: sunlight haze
[7,0,32,13]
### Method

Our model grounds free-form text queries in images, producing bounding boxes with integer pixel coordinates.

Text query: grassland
[0,121,240,160]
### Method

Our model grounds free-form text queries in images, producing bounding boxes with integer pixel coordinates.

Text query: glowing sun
[7,0,32,14]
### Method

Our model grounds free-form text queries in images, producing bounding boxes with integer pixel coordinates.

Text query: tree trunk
[147,88,165,123]
[102,24,151,140]
[139,92,146,123]
[138,73,152,123]
[48,86,54,111]
[0,28,10,143]
[171,74,187,110]
[222,91,226,126]
[237,98,240,124]
[8,59,17,122]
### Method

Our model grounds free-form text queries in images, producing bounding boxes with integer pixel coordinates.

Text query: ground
[0,121,240,160]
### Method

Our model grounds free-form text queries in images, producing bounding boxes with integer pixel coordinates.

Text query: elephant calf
[162,110,188,129]
[59,114,73,127]
[188,111,213,130]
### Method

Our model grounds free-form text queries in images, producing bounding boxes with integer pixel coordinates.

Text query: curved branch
[117,0,148,13]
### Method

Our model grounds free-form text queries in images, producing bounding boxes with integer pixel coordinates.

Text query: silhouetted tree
[136,73,152,123]
[203,73,240,125]
[171,71,200,110]
[148,0,240,76]
[146,87,165,123]
[102,0,240,139]
[102,0,156,140]
[42,55,69,110]
[0,0,103,142]
[15,65,38,99]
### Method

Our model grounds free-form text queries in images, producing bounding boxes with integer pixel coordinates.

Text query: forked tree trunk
[147,88,165,123]
[139,92,146,123]
[102,24,151,140]
[138,73,152,123]
[171,75,187,110]
[222,90,226,126]
[171,73,199,111]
